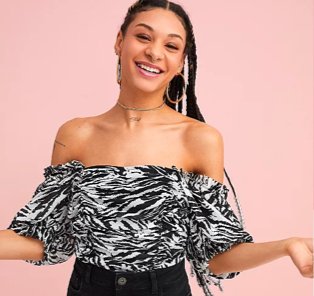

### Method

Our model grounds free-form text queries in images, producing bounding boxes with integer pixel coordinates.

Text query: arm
[0,230,44,260]
[208,237,313,278]
[191,124,313,279]
[1,118,79,261]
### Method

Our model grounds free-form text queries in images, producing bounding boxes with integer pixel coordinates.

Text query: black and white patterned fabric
[7,160,254,296]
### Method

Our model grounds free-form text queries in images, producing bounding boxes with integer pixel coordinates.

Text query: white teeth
[137,63,161,74]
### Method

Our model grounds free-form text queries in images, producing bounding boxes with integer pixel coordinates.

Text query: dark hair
[119,0,245,228]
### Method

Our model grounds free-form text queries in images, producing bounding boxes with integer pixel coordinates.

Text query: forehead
[128,8,186,40]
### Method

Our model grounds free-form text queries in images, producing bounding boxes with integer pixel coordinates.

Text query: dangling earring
[166,72,186,104]
[116,56,121,85]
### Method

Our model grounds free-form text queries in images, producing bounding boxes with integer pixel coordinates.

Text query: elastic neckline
[84,164,178,171]
[46,159,227,188]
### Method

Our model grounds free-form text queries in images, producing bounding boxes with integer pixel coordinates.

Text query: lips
[135,61,165,73]
[136,65,160,78]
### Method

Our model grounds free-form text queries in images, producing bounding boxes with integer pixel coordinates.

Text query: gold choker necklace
[116,98,166,122]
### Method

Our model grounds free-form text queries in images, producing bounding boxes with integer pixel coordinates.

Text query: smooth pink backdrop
[0,0,313,295]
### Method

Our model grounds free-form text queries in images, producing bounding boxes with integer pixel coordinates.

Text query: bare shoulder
[184,118,225,183]
[50,116,95,166]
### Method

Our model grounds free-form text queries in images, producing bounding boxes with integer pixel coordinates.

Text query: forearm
[208,238,291,275]
[0,229,44,261]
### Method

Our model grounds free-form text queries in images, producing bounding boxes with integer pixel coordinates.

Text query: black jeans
[67,258,192,296]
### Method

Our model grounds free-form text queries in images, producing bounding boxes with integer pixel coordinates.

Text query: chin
[135,86,160,95]
[126,77,163,94]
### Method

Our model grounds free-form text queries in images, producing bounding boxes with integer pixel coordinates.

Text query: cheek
[120,43,144,69]
[167,56,182,73]
[119,50,136,73]
[122,38,144,56]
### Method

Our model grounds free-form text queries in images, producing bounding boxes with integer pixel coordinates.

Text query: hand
[285,237,313,278]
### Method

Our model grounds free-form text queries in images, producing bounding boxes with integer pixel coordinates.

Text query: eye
[136,34,150,40]
[136,34,178,50]
[166,44,178,50]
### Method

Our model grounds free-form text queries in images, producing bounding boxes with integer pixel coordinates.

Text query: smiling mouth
[135,62,164,75]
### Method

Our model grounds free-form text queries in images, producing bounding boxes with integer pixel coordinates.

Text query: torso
[69,107,217,175]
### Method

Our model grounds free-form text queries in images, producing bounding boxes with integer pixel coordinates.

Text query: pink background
[0,0,313,295]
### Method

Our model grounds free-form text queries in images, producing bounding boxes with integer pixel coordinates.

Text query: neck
[112,84,170,128]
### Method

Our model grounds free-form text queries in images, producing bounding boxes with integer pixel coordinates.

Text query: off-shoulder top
[7,160,254,296]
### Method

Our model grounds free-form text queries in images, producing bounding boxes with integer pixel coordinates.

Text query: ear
[114,30,124,55]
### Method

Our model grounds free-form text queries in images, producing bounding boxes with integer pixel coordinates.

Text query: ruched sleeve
[6,160,84,266]
[181,171,254,296]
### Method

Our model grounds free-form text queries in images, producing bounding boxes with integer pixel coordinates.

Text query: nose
[145,43,163,62]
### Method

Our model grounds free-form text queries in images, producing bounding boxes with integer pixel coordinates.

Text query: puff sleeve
[182,172,254,296]
[6,160,84,266]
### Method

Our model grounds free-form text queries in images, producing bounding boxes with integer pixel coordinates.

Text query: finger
[300,265,313,278]
[289,242,313,277]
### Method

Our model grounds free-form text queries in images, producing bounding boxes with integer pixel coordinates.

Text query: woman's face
[115,8,187,94]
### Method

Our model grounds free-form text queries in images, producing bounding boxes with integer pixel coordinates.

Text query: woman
[0,1,312,296]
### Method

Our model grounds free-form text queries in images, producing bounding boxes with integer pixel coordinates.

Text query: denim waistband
[73,258,186,285]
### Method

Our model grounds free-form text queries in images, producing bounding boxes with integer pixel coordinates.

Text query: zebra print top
[7,159,254,296]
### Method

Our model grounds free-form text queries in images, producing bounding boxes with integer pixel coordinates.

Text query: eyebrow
[134,23,184,41]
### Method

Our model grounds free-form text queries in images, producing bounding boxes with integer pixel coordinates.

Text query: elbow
[208,258,242,276]
[208,251,240,276]
[208,258,225,276]
[0,230,45,261]
[24,236,45,261]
